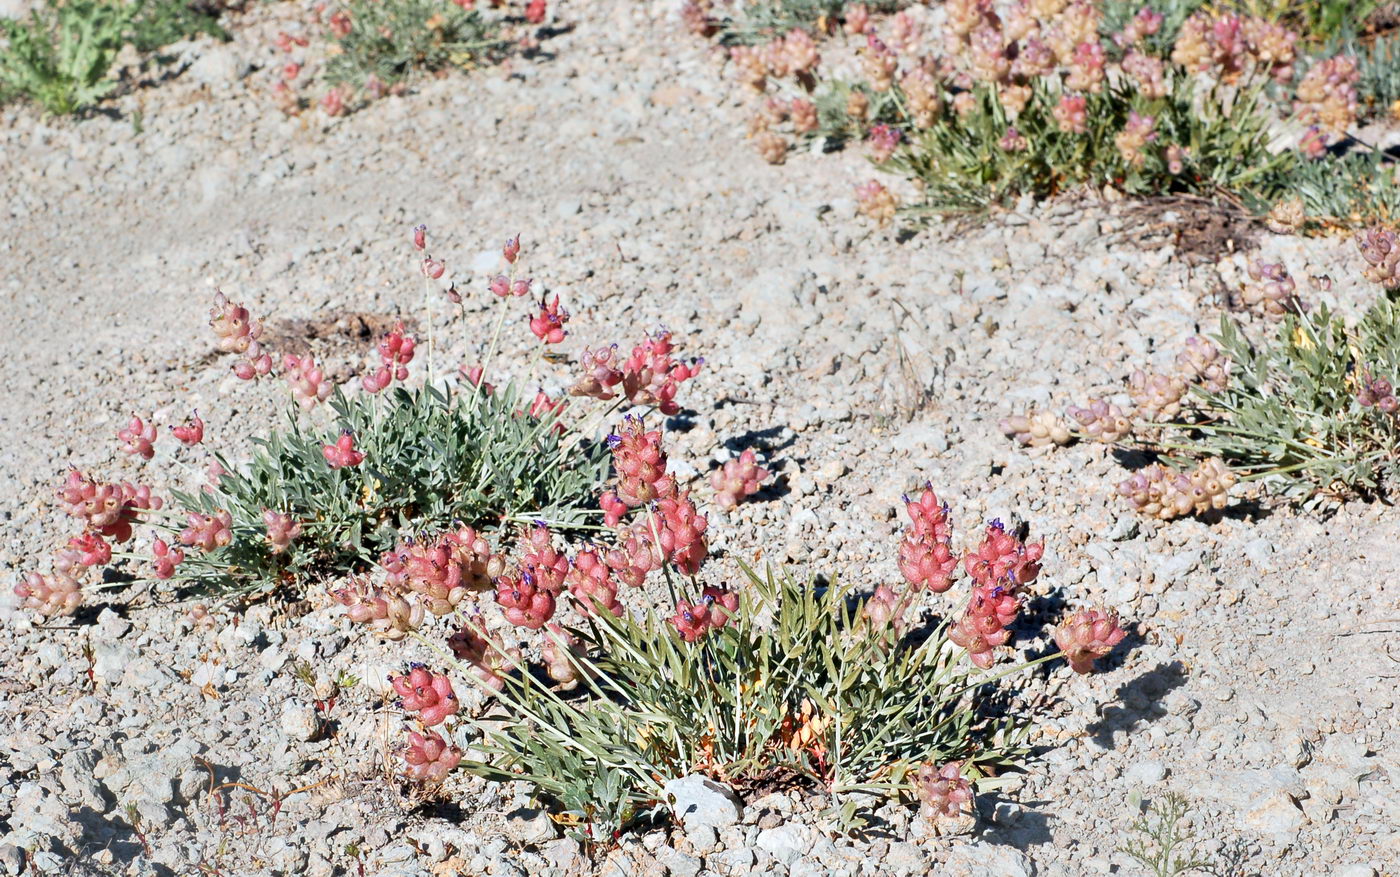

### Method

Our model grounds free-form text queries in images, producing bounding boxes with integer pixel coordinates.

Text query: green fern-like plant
[1119,792,1216,877]
[170,383,609,595]
[0,0,130,115]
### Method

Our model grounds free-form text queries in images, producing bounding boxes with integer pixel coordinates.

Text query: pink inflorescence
[529,296,570,344]
[151,537,185,579]
[57,470,162,543]
[1294,55,1359,136]
[55,531,111,575]
[898,487,958,593]
[567,548,622,616]
[331,577,423,640]
[1054,608,1127,673]
[402,730,462,783]
[619,330,703,416]
[322,432,365,469]
[362,324,416,393]
[381,525,504,616]
[671,586,739,643]
[283,354,333,408]
[914,762,974,820]
[946,520,1043,669]
[447,623,521,693]
[710,448,769,510]
[179,510,234,552]
[1356,370,1398,413]
[14,571,82,617]
[1357,226,1400,288]
[210,292,272,380]
[172,412,205,446]
[390,665,459,726]
[117,416,157,460]
[655,493,710,576]
[262,509,303,554]
[608,417,675,508]
[495,569,557,630]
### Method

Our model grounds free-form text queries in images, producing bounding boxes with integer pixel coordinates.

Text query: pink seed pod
[322,432,365,468]
[390,665,459,726]
[1066,399,1133,443]
[172,412,205,446]
[710,448,769,510]
[604,522,664,587]
[362,324,416,393]
[331,577,423,640]
[1356,226,1400,288]
[569,344,625,402]
[320,88,346,117]
[855,180,897,226]
[541,624,588,687]
[867,123,902,163]
[510,278,532,298]
[329,11,351,38]
[54,531,111,578]
[903,486,952,542]
[913,762,974,820]
[381,527,502,615]
[1054,608,1127,673]
[447,624,520,693]
[151,538,185,580]
[608,416,675,507]
[502,235,521,265]
[1128,370,1188,422]
[262,509,303,554]
[964,519,1043,589]
[57,470,162,543]
[412,224,427,251]
[863,584,908,631]
[529,296,570,344]
[1242,260,1301,317]
[999,410,1071,447]
[899,531,958,593]
[567,549,622,616]
[600,489,628,527]
[179,510,234,552]
[489,274,511,298]
[210,292,272,380]
[1176,336,1231,393]
[422,258,445,280]
[655,493,709,575]
[283,354,332,408]
[494,569,556,630]
[844,2,870,34]
[402,730,462,783]
[14,571,82,617]
[1116,458,1235,519]
[520,525,569,593]
[618,330,702,416]
[1052,93,1088,135]
[948,603,1012,669]
[669,586,736,643]
[117,416,157,460]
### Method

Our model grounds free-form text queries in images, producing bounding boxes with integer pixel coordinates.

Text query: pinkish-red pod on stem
[390,665,459,726]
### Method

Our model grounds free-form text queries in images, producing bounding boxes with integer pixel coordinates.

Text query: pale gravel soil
[1,1,1399,875]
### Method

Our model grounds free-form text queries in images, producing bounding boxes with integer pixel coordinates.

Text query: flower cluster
[283,354,333,408]
[913,761,974,821]
[210,292,272,380]
[529,296,570,344]
[495,569,556,630]
[1054,608,1127,673]
[607,417,674,507]
[1356,370,1398,413]
[671,585,739,642]
[948,520,1043,669]
[117,416,157,460]
[855,180,898,226]
[14,571,82,617]
[1241,260,1302,317]
[1175,336,1231,394]
[381,525,506,616]
[1294,55,1359,137]
[1065,399,1133,442]
[569,330,702,416]
[710,448,770,509]
[362,324,416,393]
[172,412,205,446]
[179,510,234,552]
[332,577,425,640]
[897,487,957,594]
[151,538,184,579]
[322,432,365,469]
[391,664,459,726]
[57,470,162,543]
[1357,226,1399,288]
[262,509,303,554]
[998,410,1071,448]
[402,730,463,783]
[1127,370,1187,424]
[1116,457,1236,520]
[448,623,521,693]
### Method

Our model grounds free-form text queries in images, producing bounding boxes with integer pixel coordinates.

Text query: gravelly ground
[2,1,1399,876]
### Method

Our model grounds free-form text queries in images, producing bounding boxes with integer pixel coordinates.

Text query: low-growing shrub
[0,0,129,115]
[1000,225,1400,513]
[127,0,232,54]
[321,0,508,92]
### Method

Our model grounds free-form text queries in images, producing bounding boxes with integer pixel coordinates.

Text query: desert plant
[695,0,907,45]
[0,0,130,114]
[127,0,231,54]
[883,75,1285,214]
[1119,792,1215,877]
[321,0,508,91]
[1271,148,1400,228]
[170,382,610,595]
